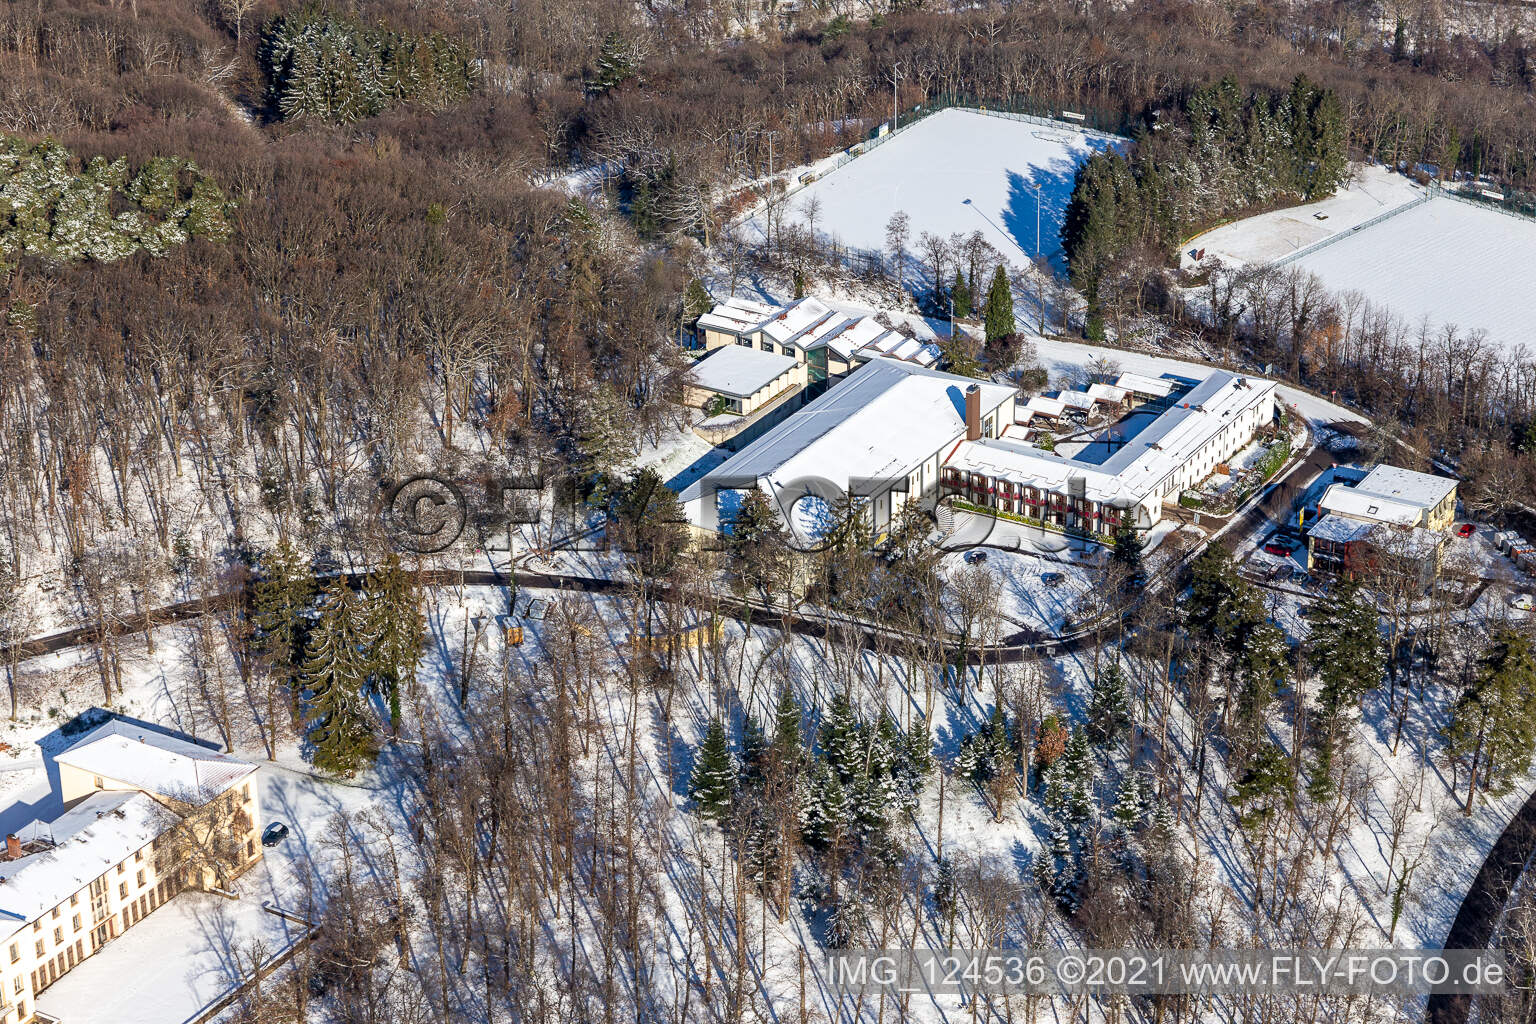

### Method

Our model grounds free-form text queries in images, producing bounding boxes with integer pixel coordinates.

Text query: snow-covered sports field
[1180,164,1424,269]
[753,107,1124,274]
[1289,195,1536,353]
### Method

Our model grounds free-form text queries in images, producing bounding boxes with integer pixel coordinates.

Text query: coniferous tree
[950,268,972,319]
[1233,618,1287,748]
[299,579,378,776]
[683,278,712,324]
[363,554,423,735]
[819,689,863,783]
[1111,771,1145,829]
[1086,661,1132,746]
[742,713,768,782]
[1310,580,1385,721]
[1185,544,1241,638]
[1110,526,1145,585]
[799,759,850,849]
[1232,742,1295,832]
[729,489,790,598]
[982,265,1015,342]
[772,685,803,763]
[689,718,736,821]
[1061,152,1136,339]
[588,32,639,95]
[252,539,316,692]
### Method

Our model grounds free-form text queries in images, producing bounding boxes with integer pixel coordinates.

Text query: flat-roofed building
[685,345,805,417]
[1306,464,1458,581]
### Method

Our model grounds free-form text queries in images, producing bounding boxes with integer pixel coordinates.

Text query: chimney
[5,835,19,861]
[965,384,982,441]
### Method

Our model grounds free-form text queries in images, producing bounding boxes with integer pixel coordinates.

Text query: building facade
[0,719,261,1022]
[1306,465,1458,583]
[942,371,1279,537]
[681,361,1280,546]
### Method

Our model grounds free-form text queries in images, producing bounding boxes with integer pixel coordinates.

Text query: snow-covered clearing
[745,108,1125,273]
[1288,195,1536,355]
[1180,165,1424,269]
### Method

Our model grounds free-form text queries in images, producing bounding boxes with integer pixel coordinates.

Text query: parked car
[1510,593,1535,611]
[1457,523,1476,538]
[964,549,989,565]
[1296,604,1312,618]
[1263,541,1293,557]
[262,822,290,847]
[1042,572,1065,587]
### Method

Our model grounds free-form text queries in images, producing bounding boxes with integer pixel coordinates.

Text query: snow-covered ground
[1179,165,1424,269]
[37,868,304,1024]
[1288,195,1536,355]
[745,108,1124,273]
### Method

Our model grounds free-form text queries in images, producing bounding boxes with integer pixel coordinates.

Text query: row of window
[737,337,798,360]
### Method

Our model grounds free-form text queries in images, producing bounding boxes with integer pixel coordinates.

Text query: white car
[1510,593,1535,611]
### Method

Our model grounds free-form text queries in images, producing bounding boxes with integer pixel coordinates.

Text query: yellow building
[0,719,260,1022]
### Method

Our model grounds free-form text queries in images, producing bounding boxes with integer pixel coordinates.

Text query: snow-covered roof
[761,297,840,349]
[1318,482,1421,526]
[681,359,1014,526]
[697,297,777,336]
[1308,513,1376,544]
[1354,465,1457,511]
[1114,372,1182,398]
[878,336,940,366]
[687,345,798,398]
[1087,382,1128,405]
[1025,396,1065,418]
[0,790,161,935]
[950,371,1277,505]
[821,316,887,359]
[1057,390,1097,411]
[54,720,257,805]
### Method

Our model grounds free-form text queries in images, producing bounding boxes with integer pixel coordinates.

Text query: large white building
[680,358,1015,539]
[0,718,261,1022]
[680,359,1279,543]
[945,370,1278,536]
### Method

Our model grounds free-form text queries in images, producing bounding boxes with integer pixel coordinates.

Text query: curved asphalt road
[0,567,1082,666]
[1427,790,1536,1024]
